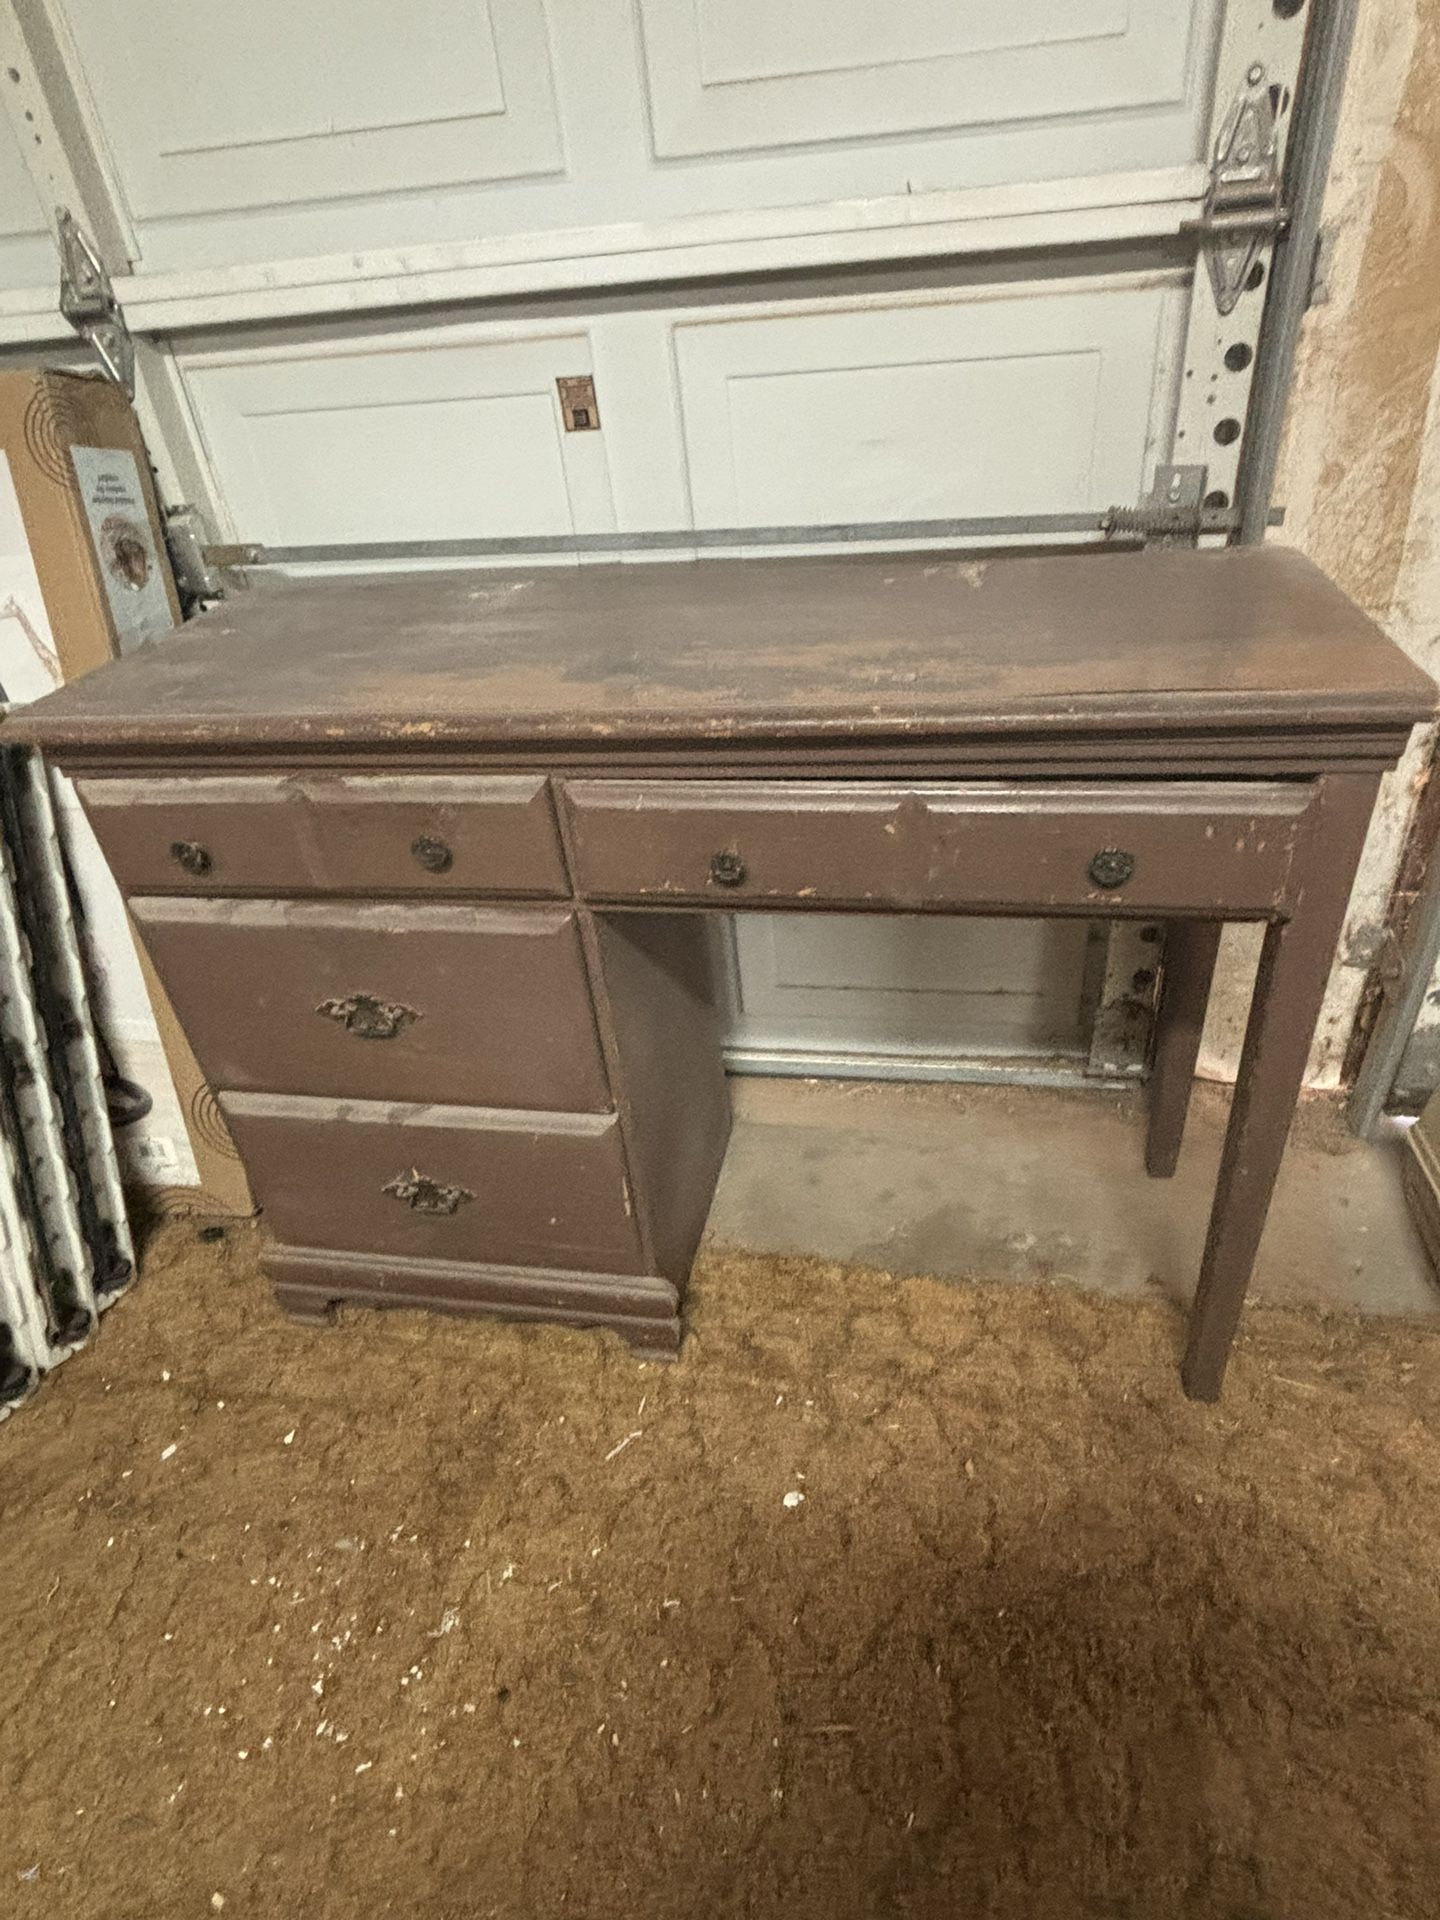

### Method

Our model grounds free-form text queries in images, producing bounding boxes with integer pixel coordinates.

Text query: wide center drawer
[562,779,1315,916]
[77,772,568,898]
[131,898,610,1112]
[221,1092,644,1275]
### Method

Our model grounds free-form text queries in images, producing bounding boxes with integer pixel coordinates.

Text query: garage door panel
[658,273,1180,1063]
[641,0,1213,159]
[0,112,53,292]
[696,0,1132,83]
[234,392,578,546]
[674,281,1176,528]
[730,915,1093,1058]
[37,0,1220,272]
[180,330,616,548]
[719,353,1102,523]
[55,0,563,228]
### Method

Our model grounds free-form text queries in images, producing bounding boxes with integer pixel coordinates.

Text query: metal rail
[1237,0,1361,544]
[204,506,1280,571]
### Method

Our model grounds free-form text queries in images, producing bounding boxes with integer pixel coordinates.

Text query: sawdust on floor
[5,1220,1440,1919]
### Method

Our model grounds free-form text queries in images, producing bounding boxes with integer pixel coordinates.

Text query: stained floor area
[5,1112,1440,1918]
[711,1077,1438,1315]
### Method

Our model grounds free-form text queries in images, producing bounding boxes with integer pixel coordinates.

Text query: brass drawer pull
[316,993,421,1040]
[411,834,453,874]
[1089,848,1136,889]
[170,839,212,877]
[382,1168,473,1216]
[709,849,746,887]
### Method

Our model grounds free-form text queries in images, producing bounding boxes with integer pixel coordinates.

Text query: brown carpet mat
[4,1220,1440,1919]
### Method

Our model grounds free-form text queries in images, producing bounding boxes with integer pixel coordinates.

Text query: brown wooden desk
[11,546,1434,1398]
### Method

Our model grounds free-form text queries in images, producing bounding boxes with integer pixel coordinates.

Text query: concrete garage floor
[706,1075,1439,1318]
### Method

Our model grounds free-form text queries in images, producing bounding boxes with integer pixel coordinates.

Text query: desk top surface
[9,546,1433,768]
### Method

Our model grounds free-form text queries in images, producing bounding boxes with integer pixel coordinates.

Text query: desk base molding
[267,1243,683,1360]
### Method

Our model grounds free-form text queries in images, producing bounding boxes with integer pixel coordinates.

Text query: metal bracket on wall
[56,208,134,397]
[162,505,228,610]
[1182,65,1289,318]
[1082,921,1162,1083]
[1101,465,1209,549]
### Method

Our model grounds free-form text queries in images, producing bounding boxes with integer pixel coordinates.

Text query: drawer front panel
[77,772,568,897]
[563,779,1313,916]
[131,899,609,1112]
[221,1092,644,1274]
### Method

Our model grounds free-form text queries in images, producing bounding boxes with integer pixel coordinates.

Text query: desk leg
[1181,775,1378,1401]
[1146,921,1222,1178]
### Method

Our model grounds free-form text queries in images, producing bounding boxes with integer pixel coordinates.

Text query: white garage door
[35,1,1222,261]
[0,0,1310,1083]
[0,112,50,293]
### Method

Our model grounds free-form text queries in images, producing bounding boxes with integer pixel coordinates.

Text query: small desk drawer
[563,779,1314,916]
[221,1092,645,1275]
[131,899,609,1112]
[76,772,568,897]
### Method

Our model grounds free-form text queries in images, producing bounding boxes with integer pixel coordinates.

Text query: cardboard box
[0,369,253,1218]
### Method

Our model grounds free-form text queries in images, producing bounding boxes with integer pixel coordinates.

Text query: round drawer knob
[1088,848,1136,890]
[411,834,453,874]
[169,839,212,877]
[709,850,747,888]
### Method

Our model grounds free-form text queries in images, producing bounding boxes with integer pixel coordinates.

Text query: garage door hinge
[1180,65,1290,317]
[56,209,134,397]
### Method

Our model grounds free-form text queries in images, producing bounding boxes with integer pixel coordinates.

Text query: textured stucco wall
[1197,0,1440,1086]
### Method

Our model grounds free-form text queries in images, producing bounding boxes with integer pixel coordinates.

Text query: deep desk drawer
[220,1092,644,1274]
[77,772,568,897]
[131,899,609,1112]
[562,779,1314,915]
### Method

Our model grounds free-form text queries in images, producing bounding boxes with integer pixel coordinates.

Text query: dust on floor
[4,1221,1440,1920]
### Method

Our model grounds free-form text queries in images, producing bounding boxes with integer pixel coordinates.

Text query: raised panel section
[673,280,1176,527]
[640,0,1215,158]
[54,0,562,223]
[731,914,1092,1060]
[698,0,1129,83]
[179,326,616,548]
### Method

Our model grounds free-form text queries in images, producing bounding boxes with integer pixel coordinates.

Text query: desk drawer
[131,899,609,1112]
[221,1092,644,1274]
[77,772,568,897]
[563,779,1313,916]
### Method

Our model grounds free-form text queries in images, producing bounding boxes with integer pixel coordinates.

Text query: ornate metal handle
[316,993,421,1040]
[382,1168,473,1216]
[1088,848,1136,890]
[411,834,453,874]
[709,849,747,887]
[170,839,212,877]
